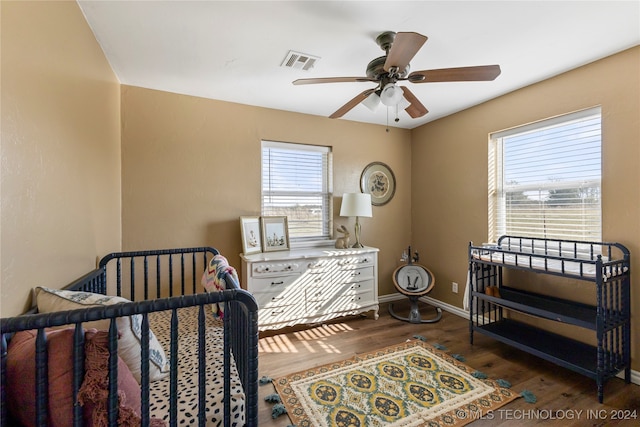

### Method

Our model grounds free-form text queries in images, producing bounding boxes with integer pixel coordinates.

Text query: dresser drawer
[342,279,375,295]
[306,279,372,301]
[302,270,331,288]
[306,284,342,302]
[335,265,375,284]
[258,306,300,325]
[307,289,375,314]
[335,289,376,309]
[250,261,302,278]
[246,274,300,293]
[253,291,296,309]
[305,257,335,270]
[337,254,375,267]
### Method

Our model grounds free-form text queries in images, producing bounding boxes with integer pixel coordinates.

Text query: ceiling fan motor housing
[366,56,410,81]
[376,31,396,52]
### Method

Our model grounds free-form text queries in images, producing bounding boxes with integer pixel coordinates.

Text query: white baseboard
[380,292,640,386]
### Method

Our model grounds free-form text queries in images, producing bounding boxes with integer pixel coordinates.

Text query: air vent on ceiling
[281,50,320,71]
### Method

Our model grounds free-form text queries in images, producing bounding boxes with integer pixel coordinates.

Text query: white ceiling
[77,1,640,130]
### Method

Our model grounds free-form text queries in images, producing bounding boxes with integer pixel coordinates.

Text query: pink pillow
[6,328,77,427]
[5,328,165,427]
[79,330,165,427]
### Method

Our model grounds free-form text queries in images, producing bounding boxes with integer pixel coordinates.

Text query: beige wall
[411,46,640,370]
[1,0,121,316]
[120,86,412,294]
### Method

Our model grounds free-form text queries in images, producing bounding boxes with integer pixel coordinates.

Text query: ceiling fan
[293,31,501,120]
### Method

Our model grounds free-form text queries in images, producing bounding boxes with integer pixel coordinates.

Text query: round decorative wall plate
[360,161,396,206]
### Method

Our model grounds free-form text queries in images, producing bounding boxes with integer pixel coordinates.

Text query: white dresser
[240,246,379,331]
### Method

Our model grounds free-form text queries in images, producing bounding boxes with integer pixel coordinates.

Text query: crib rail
[470,236,630,281]
[98,247,219,300]
[497,235,629,262]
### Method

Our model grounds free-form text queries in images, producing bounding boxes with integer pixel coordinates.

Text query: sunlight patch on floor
[258,334,298,353]
[258,322,354,353]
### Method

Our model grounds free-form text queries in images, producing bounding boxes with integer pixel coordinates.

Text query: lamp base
[352,217,364,249]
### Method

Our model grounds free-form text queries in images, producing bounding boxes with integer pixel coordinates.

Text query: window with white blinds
[488,107,602,243]
[262,141,333,242]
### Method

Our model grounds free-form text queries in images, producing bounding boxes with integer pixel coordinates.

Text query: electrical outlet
[452,282,459,293]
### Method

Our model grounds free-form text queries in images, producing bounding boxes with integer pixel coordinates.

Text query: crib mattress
[148,306,245,426]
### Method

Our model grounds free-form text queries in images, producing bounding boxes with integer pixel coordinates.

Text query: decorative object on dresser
[240,246,379,331]
[260,216,290,252]
[468,235,631,403]
[240,216,262,255]
[360,161,396,206]
[388,246,442,324]
[339,193,372,248]
[334,225,351,249]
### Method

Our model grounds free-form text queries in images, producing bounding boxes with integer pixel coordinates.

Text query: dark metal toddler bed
[1,247,259,426]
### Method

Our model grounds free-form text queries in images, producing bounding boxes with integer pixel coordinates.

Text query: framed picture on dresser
[260,216,290,252]
[240,216,262,255]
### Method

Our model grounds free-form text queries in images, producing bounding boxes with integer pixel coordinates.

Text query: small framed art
[240,216,262,255]
[360,161,396,206]
[260,216,290,252]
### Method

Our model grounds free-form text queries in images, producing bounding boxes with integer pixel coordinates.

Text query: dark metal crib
[1,247,258,426]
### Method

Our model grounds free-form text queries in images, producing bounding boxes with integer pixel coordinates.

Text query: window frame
[261,140,333,246]
[488,107,602,244]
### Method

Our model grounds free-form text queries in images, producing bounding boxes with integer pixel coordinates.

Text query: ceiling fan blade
[329,89,376,119]
[400,86,428,118]
[384,32,428,73]
[408,65,501,83]
[293,77,375,85]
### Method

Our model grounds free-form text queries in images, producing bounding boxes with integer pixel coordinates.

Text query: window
[488,107,601,243]
[261,141,333,243]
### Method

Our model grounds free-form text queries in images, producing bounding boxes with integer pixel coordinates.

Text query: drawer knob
[271,281,284,286]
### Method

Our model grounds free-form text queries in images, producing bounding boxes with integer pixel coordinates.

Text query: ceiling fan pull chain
[386,106,390,133]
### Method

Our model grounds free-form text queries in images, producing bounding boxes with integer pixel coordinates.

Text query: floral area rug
[272,340,519,427]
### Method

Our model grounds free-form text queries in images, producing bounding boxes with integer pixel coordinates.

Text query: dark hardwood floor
[257,301,639,426]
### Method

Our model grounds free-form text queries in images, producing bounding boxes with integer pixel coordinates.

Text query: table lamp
[339,193,373,248]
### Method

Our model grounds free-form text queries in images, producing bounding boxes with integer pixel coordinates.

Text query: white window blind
[262,141,333,242]
[489,107,602,243]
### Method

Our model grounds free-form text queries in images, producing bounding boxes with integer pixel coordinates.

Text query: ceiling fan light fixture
[380,83,404,106]
[397,95,411,110]
[362,91,381,111]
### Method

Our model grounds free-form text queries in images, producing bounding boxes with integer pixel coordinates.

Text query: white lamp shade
[362,92,381,112]
[397,95,411,110]
[380,83,404,107]
[340,193,372,217]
